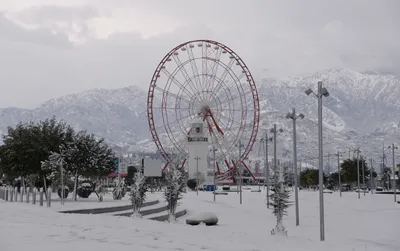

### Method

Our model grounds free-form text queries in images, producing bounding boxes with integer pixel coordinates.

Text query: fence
[0,186,53,207]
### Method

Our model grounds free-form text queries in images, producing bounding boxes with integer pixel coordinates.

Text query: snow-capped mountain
[0,68,399,169]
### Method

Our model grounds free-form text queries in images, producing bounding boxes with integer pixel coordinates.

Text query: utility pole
[194,156,200,195]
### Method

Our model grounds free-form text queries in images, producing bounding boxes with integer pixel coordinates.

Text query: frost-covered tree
[269,165,291,236]
[58,131,116,200]
[130,171,147,217]
[164,169,185,222]
[41,151,67,198]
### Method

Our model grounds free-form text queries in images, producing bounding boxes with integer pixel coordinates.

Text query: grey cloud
[0,13,71,47]
[0,0,399,109]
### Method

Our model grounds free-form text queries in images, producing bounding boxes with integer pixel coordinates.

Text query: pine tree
[269,165,291,236]
[164,169,185,222]
[130,171,147,217]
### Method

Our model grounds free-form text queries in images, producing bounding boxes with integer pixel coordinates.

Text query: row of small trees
[299,158,379,188]
[130,168,185,222]
[0,117,116,198]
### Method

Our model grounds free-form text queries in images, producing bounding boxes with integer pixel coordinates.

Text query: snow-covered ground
[1,189,399,251]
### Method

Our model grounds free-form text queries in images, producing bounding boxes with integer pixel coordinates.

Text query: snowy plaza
[1,189,399,251]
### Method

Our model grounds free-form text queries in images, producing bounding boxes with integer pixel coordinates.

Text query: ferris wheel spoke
[186,45,203,89]
[213,72,247,98]
[205,47,223,97]
[171,54,204,101]
[161,69,196,100]
[154,86,191,104]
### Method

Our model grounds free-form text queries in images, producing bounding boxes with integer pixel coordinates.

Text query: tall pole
[336,151,342,197]
[370,158,374,194]
[273,124,277,178]
[213,147,216,202]
[239,140,243,205]
[195,156,200,195]
[356,150,360,199]
[61,164,64,205]
[291,108,300,226]
[317,81,325,241]
[265,135,270,208]
[362,156,366,196]
[392,144,396,202]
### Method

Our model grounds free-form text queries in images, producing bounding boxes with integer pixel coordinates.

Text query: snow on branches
[164,169,185,222]
[269,165,292,236]
[130,171,147,217]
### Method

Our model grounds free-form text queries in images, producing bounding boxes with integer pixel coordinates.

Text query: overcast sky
[0,0,398,108]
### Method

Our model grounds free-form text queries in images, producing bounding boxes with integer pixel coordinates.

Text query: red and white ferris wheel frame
[147,39,260,175]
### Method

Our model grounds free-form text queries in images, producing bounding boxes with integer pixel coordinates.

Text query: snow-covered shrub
[130,172,147,217]
[269,166,291,236]
[164,169,185,222]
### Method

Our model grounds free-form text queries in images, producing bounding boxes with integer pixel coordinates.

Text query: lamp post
[369,158,375,194]
[237,140,244,204]
[354,149,361,199]
[388,144,398,202]
[261,134,273,207]
[210,147,218,202]
[305,81,330,242]
[361,155,366,196]
[334,151,345,197]
[194,156,200,195]
[270,124,284,179]
[286,108,304,226]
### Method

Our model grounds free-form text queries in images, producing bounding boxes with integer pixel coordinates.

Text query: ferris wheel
[147,39,260,181]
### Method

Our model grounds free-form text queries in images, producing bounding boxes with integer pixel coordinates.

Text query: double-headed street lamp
[305,81,330,242]
[260,135,273,207]
[286,108,304,227]
[388,144,398,202]
[334,151,346,197]
[354,149,361,199]
[270,124,284,178]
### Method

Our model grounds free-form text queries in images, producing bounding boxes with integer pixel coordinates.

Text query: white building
[187,118,209,180]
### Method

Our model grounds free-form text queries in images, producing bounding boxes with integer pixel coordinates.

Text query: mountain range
[1,68,399,171]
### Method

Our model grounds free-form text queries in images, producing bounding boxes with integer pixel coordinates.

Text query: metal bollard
[39,188,44,207]
[10,188,14,202]
[5,187,9,201]
[26,187,30,203]
[47,187,52,207]
[32,188,37,205]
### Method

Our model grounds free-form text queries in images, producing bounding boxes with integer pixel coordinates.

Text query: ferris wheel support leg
[162,162,169,172]
[216,162,221,174]
[180,159,187,170]
[241,161,257,182]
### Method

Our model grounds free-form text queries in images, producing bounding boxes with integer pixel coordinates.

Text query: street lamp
[388,144,398,202]
[260,127,273,208]
[235,140,245,204]
[334,151,345,197]
[369,158,375,194]
[194,156,201,195]
[304,81,329,242]
[286,108,304,226]
[354,149,361,199]
[270,124,284,180]
[210,147,218,202]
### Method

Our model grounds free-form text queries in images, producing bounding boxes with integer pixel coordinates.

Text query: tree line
[0,117,116,192]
